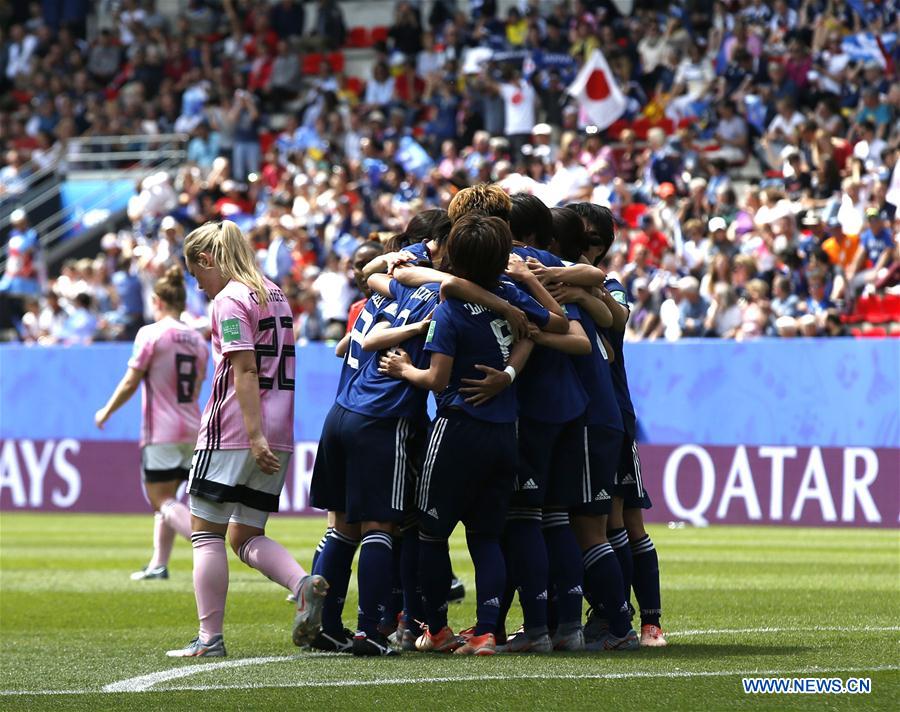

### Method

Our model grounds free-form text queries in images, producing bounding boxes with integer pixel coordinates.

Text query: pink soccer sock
[192,532,228,641]
[160,498,193,540]
[238,535,307,594]
[149,512,176,569]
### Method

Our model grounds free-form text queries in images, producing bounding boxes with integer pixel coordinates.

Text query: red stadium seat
[345,76,363,97]
[259,131,275,155]
[656,118,675,134]
[302,52,323,75]
[606,119,629,140]
[860,327,888,337]
[882,294,900,319]
[632,117,651,140]
[346,27,369,48]
[371,26,389,44]
[327,52,345,73]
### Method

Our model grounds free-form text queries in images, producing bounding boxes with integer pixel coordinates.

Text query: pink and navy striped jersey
[197,278,295,452]
[128,317,209,447]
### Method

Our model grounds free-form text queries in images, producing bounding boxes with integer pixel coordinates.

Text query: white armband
[503,365,517,383]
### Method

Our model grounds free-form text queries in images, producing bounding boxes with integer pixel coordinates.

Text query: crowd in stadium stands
[1,0,899,344]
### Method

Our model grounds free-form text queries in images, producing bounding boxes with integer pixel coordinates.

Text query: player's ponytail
[154,264,186,313]
[184,220,269,306]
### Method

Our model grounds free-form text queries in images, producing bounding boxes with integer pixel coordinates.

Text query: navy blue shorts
[309,403,426,524]
[614,435,652,510]
[417,410,517,539]
[572,424,624,516]
[512,416,586,508]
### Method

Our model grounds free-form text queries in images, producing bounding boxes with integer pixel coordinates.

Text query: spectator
[186,121,220,170]
[677,276,708,337]
[270,0,305,39]
[0,209,43,297]
[86,29,120,82]
[312,252,355,340]
[704,283,742,338]
[229,89,261,180]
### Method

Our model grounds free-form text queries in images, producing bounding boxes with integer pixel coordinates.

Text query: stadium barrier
[1,340,897,527]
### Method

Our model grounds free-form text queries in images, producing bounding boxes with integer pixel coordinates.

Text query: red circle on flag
[511,92,523,105]
[586,70,611,101]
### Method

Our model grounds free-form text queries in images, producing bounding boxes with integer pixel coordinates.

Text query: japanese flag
[566,50,627,130]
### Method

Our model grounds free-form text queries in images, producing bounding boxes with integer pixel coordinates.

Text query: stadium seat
[346,27,369,48]
[345,76,363,97]
[860,327,888,337]
[632,117,651,140]
[371,26,389,44]
[882,294,900,320]
[259,131,275,155]
[605,119,629,140]
[302,52,323,75]
[327,52,345,73]
[656,118,675,135]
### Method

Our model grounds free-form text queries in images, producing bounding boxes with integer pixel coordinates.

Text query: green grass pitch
[0,513,897,711]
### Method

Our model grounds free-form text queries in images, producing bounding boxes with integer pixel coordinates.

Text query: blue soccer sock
[505,511,549,637]
[400,526,424,636]
[466,531,506,636]
[379,534,403,631]
[543,512,583,632]
[356,530,393,636]
[630,534,662,627]
[583,543,630,638]
[417,533,451,632]
[311,526,333,574]
[316,529,358,635]
[607,527,633,603]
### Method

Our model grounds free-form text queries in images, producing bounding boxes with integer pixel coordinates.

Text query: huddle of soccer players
[102,187,663,659]
[308,184,665,656]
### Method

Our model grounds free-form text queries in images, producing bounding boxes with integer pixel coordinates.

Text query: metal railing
[1,133,188,271]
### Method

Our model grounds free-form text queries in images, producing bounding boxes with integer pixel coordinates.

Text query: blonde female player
[166,220,327,658]
[95,265,209,581]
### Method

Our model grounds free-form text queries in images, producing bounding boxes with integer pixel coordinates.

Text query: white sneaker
[131,565,168,581]
[166,635,226,658]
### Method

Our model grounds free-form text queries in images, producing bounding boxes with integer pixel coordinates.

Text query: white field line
[0,625,896,698]
[1,666,897,697]
[103,655,301,692]
[667,625,900,637]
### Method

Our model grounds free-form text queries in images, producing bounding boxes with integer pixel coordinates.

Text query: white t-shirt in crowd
[313,270,355,322]
[500,80,536,136]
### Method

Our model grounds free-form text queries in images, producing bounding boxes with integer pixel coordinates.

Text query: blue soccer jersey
[572,303,625,432]
[338,281,441,419]
[510,247,589,424]
[425,281,550,424]
[600,277,637,435]
[512,244,562,267]
[336,293,397,395]
[404,241,434,265]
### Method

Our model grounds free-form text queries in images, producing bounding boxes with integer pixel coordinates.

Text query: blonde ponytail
[184,220,269,306]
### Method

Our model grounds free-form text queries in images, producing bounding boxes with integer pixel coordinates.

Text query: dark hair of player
[352,239,384,262]
[386,209,451,252]
[154,264,187,313]
[551,206,588,263]
[509,193,553,249]
[447,214,512,289]
[569,202,615,258]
